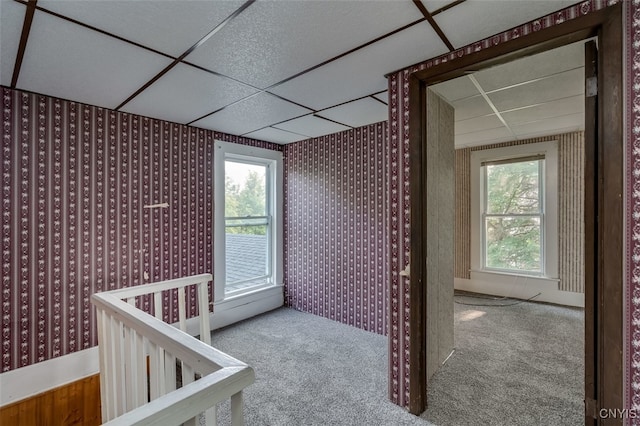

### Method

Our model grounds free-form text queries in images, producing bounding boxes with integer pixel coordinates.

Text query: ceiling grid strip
[114,0,257,111]
[11,0,37,88]
[467,74,518,140]
[411,0,455,52]
[430,0,468,17]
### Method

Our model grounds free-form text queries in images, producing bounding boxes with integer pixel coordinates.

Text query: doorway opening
[406,4,623,422]
[421,39,588,423]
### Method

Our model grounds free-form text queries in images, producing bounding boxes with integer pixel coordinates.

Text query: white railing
[91,273,254,425]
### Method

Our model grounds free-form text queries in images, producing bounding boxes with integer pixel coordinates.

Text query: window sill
[470,269,559,282]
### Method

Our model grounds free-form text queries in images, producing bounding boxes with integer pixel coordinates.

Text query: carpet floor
[421,295,584,426]
[212,299,583,426]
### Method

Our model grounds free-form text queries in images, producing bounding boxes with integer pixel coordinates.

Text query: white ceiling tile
[0,0,26,86]
[316,97,388,129]
[192,92,311,136]
[187,0,422,89]
[487,68,584,112]
[244,127,308,145]
[270,22,448,110]
[18,11,172,109]
[452,95,493,121]
[374,91,389,104]
[274,115,350,138]
[455,114,503,135]
[431,75,480,103]
[511,112,584,138]
[501,95,583,127]
[474,40,585,92]
[121,64,258,124]
[421,0,456,13]
[455,126,514,148]
[434,0,577,49]
[37,0,245,57]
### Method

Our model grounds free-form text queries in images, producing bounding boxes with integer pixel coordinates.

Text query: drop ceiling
[431,39,586,147]
[1,0,580,145]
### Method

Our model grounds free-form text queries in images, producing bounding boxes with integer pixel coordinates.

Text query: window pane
[225,161,266,217]
[225,226,268,286]
[486,160,541,214]
[485,217,541,272]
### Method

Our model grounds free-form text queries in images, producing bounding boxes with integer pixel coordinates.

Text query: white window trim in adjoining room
[458,141,582,307]
[213,141,284,328]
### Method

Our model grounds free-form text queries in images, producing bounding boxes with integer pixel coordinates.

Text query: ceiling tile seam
[186,13,428,127]
[189,84,386,127]
[310,90,391,115]
[33,2,262,94]
[34,4,175,61]
[445,67,585,105]
[266,92,315,112]
[11,0,37,88]
[312,115,354,129]
[265,17,428,91]
[114,0,256,111]
[411,0,455,52]
[238,112,316,136]
[187,91,265,125]
[180,60,263,91]
[268,126,314,139]
[371,95,388,106]
[507,111,585,128]
[238,110,356,139]
[455,124,508,136]
[467,74,518,140]
[455,112,497,123]
[430,0,467,17]
[498,94,585,114]
[483,66,585,95]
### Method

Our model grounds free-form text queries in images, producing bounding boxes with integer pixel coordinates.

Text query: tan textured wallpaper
[455,131,585,293]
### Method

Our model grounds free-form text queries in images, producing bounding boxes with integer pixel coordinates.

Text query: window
[214,142,283,302]
[470,141,558,279]
[224,160,271,293]
[482,156,544,274]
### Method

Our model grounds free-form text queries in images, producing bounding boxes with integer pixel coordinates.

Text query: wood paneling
[454,148,471,279]
[425,89,454,382]
[0,374,101,426]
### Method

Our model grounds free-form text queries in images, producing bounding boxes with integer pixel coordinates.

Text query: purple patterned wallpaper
[283,122,388,336]
[386,0,627,410]
[625,0,640,416]
[0,87,281,372]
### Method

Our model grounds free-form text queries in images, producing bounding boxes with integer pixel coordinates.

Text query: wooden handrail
[91,274,254,425]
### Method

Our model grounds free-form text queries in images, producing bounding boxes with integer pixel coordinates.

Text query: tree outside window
[482,157,544,274]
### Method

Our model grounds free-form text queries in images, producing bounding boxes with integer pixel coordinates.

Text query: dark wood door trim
[408,73,428,413]
[597,6,624,419]
[407,3,623,418]
[584,39,598,426]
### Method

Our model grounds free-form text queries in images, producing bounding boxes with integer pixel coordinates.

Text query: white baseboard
[210,285,284,330]
[0,346,99,407]
[455,273,584,308]
[0,285,283,407]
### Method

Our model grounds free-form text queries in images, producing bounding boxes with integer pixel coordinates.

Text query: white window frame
[470,141,558,279]
[213,141,283,303]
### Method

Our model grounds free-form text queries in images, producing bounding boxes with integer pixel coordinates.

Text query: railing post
[91,274,253,425]
[198,281,211,345]
[231,391,244,426]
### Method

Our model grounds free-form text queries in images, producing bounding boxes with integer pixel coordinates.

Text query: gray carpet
[212,308,429,426]
[211,300,583,426]
[421,295,584,426]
